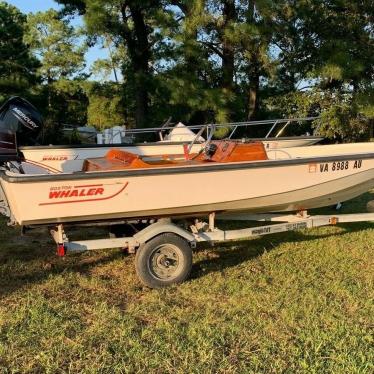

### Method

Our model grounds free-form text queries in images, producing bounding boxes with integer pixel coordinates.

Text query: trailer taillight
[56,243,66,257]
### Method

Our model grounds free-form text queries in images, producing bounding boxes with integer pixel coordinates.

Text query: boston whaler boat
[1,97,374,288]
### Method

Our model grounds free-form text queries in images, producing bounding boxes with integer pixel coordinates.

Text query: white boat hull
[2,143,374,226]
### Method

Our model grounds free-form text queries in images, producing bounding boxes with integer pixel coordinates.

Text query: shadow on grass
[0,223,127,298]
[0,216,373,297]
[191,221,374,280]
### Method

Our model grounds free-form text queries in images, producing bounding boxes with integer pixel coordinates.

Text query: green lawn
[0,193,373,373]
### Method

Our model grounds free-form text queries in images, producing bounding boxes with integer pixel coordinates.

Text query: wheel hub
[150,244,181,280]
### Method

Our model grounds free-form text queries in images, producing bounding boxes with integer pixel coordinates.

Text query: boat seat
[82,149,151,171]
[82,141,268,172]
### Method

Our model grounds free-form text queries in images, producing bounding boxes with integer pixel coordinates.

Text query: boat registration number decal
[309,160,362,173]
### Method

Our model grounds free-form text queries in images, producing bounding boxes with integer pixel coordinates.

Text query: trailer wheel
[135,233,192,288]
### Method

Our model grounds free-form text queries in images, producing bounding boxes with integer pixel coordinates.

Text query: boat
[0,97,372,226]
[1,96,374,288]
[0,97,373,226]
[2,136,374,227]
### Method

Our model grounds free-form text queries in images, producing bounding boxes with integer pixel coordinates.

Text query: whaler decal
[39,182,128,205]
[42,155,79,161]
[48,187,104,198]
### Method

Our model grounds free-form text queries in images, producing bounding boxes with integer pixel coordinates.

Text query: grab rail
[122,117,319,136]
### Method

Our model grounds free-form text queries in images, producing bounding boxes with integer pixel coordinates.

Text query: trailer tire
[135,233,192,288]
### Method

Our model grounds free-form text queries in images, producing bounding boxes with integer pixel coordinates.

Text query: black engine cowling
[0,97,43,163]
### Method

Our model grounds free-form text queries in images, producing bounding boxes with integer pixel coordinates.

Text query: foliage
[90,38,125,83]
[317,104,371,142]
[74,0,167,127]
[266,0,374,140]
[24,9,86,83]
[86,82,125,129]
[0,1,39,101]
[22,8,88,142]
[355,86,374,119]
[0,0,372,142]
[266,88,372,141]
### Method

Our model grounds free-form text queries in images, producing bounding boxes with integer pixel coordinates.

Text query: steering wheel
[185,124,215,160]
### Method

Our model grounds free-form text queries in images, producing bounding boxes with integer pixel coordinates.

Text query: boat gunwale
[2,152,374,184]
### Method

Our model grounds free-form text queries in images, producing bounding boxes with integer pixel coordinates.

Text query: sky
[6,0,59,13]
[6,0,109,76]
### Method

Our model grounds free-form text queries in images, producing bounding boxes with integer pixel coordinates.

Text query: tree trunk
[247,71,260,121]
[131,5,150,128]
[246,1,259,120]
[133,66,149,128]
[104,34,119,84]
[221,0,236,93]
[120,3,151,128]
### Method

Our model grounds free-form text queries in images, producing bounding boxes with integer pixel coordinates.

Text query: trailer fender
[133,222,195,245]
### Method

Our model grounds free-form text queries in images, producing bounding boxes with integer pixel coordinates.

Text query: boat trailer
[49,211,374,288]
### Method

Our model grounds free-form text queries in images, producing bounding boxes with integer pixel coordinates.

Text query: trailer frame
[51,211,374,252]
[48,210,374,288]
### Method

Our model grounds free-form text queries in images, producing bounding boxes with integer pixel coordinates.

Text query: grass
[0,193,373,373]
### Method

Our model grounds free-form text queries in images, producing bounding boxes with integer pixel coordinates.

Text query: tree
[157,1,232,125]
[90,35,125,83]
[24,9,86,86]
[0,2,38,101]
[264,0,374,140]
[53,0,373,140]
[86,82,125,129]
[56,0,163,128]
[23,8,88,141]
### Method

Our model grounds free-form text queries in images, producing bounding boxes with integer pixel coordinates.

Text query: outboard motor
[0,97,43,164]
